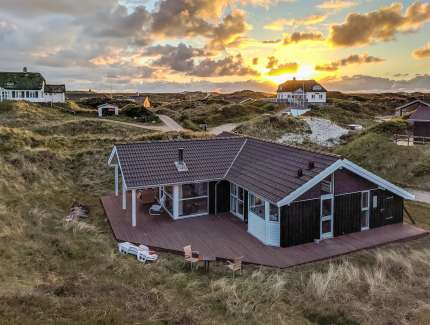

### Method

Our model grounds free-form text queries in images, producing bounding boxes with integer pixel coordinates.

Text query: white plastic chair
[118,242,135,254]
[137,250,158,263]
[149,195,165,215]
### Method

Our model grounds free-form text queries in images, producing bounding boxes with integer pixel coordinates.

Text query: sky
[0,0,429,93]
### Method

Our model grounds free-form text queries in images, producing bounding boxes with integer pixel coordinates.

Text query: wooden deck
[101,194,428,268]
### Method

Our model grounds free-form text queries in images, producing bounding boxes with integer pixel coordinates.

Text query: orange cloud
[317,0,356,10]
[413,42,430,59]
[315,53,385,71]
[328,2,430,47]
[284,32,325,45]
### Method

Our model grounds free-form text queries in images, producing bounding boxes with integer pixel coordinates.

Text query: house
[0,68,65,103]
[97,103,119,117]
[395,100,430,143]
[395,99,430,117]
[107,134,414,248]
[277,78,327,108]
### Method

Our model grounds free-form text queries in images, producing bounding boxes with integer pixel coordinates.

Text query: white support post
[122,178,127,210]
[114,165,119,196]
[264,201,270,245]
[173,185,179,219]
[131,189,136,227]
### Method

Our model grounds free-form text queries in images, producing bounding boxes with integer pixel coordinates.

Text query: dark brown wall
[334,169,377,195]
[280,199,320,247]
[370,189,403,228]
[413,122,430,138]
[216,180,230,213]
[334,193,361,236]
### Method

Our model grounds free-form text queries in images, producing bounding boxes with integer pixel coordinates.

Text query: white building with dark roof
[277,78,327,106]
[0,68,65,103]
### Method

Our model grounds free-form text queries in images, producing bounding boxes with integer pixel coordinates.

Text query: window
[12,91,15,98]
[361,191,370,230]
[26,91,30,98]
[230,183,244,218]
[34,91,38,98]
[249,193,265,219]
[269,204,279,222]
[178,182,208,217]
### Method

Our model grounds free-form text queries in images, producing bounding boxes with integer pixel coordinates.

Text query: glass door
[230,184,244,220]
[320,194,334,239]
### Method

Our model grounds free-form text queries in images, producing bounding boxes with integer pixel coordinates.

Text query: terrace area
[101,193,428,268]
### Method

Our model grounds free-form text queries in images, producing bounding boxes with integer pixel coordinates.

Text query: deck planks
[101,194,428,268]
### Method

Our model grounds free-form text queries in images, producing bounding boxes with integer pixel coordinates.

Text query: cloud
[262,39,282,44]
[266,56,279,69]
[264,15,326,30]
[315,53,385,71]
[283,32,325,45]
[252,57,259,65]
[317,0,356,10]
[190,54,259,77]
[322,74,430,92]
[328,2,430,47]
[413,42,430,59]
[267,62,299,76]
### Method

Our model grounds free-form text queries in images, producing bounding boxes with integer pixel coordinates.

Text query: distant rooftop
[277,79,327,93]
[0,71,46,90]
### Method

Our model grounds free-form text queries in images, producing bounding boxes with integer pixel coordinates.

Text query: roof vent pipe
[178,148,184,163]
[297,169,303,177]
[308,161,315,170]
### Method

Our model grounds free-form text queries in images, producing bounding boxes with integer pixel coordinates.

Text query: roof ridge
[114,135,241,147]
[232,132,341,159]
[224,138,248,178]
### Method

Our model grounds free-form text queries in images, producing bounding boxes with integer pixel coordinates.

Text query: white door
[230,184,244,220]
[320,194,334,239]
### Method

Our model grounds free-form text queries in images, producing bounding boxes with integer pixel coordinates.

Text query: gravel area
[280,117,349,147]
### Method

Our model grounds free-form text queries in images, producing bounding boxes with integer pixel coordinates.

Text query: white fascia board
[277,159,415,207]
[108,146,117,166]
[341,159,415,201]
[277,160,344,207]
[107,145,128,190]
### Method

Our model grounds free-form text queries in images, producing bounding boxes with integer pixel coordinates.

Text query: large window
[230,183,244,219]
[163,186,173,216]
[361,191,370,230]
[179,182,208,217]
[269,204,279,222]
[249,193,265,219]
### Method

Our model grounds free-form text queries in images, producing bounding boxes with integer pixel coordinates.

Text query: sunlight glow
[263,64,316,84]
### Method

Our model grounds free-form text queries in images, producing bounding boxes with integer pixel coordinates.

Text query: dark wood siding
[280,199,320,247]
[413,122,430,141]
[334,193,361,236]
[370,190,403,228]
[209,181,216,214]
[334,170,377,194]
[216,180,230,213]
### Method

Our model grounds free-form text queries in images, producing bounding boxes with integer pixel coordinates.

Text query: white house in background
[0,68,65,103]
[277,78,327,106]
[98,103,119,117]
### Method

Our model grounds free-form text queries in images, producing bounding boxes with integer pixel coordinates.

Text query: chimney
[178,148,184,163]
[175,148,188,172]
[23,67,28,73]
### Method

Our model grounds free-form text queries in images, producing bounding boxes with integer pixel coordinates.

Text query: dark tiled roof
[116,137,246,188]
[225,138,339,202]
[45,84,65,93]
[0,72,45,90]
[114,136,340,203]
[408,104,430,121]
[395,100,430,113]
[277,79,327,93]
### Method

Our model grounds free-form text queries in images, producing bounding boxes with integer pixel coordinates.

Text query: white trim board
[277,159,415,207]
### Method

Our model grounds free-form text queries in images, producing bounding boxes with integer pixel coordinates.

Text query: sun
[264,64,316,84]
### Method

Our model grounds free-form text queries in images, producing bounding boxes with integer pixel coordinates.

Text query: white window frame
[361,190,370,231]
[230,183,244,220]
[320,194,334,239]
[177,182,209,218]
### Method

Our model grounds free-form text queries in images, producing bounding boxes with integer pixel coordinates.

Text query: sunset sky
[1,0,430,92]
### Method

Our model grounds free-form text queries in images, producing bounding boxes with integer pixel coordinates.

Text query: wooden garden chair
[183,245,200,270]
[226,256,243,278]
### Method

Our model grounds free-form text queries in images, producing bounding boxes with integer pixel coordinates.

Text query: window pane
[322,199,332,217]
[179,197,208,216]
[182,182,207,199]
[230,183,237,196]
[361,210,369,229]
[250,194,265,219]
[238,187,244,201]
[164,186,173,197]
[164,194,173,215]
[322,220,331,233]
[238,200,244,216]
[361,192,369,209]
[269,204,279,222]
[231,197,237,213]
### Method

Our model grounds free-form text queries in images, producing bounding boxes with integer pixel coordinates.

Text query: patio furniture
[199,255,216,272]
[137,249,158,263]
[226,256,243,278]
[149,195,165,215]
[118,241,136,254]
[183,245,200,270]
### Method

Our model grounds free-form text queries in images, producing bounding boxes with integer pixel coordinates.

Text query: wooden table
[199,255,216,272]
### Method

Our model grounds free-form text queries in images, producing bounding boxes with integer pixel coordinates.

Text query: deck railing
[394,134,430,145]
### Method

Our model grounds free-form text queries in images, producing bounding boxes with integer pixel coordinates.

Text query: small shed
[408,103,430,143]
[97,103,119,117]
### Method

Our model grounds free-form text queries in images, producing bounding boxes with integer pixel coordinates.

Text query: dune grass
[1,101,430,324]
